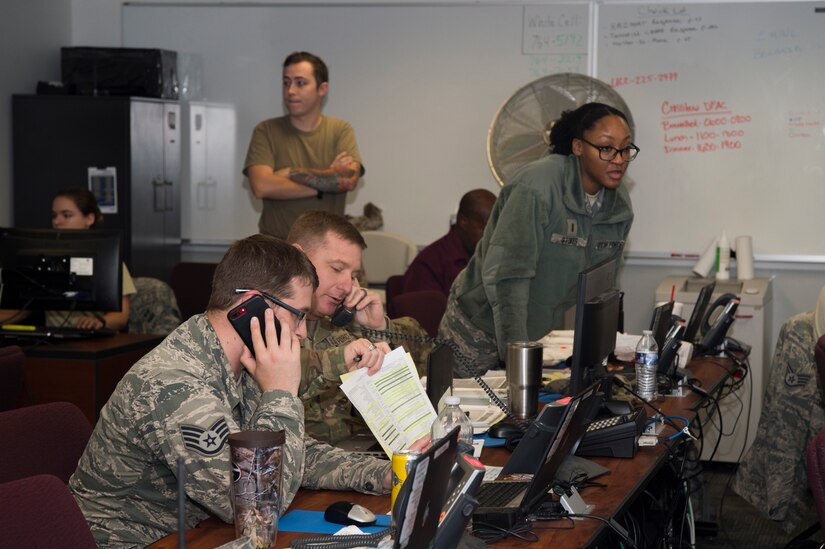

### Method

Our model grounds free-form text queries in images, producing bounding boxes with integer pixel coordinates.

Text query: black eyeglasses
[234,288,307,326]
[580,138,640,162]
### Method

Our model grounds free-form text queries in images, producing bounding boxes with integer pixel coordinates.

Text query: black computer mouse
[323,501,377,527]
[487,421,523,440]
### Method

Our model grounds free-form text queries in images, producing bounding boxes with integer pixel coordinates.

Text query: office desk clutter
[145,355,737,549]
[692,232,756,281]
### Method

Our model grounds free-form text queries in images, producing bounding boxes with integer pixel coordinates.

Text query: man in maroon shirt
[400,188,496,296]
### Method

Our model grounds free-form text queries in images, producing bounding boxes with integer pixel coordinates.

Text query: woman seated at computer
[47,187,135,331]
[438,102,637,374]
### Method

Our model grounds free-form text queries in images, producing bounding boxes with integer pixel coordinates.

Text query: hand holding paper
[340,347,437,458]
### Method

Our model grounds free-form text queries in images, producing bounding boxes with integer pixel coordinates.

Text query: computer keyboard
[0,325,116,340]
[476,480,528,508]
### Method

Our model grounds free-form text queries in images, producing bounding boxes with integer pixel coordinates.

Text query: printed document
[340,346,437,457]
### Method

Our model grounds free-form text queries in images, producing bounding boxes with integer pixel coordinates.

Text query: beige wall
[0,0,71,227]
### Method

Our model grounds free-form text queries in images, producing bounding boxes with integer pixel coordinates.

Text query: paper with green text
[340,346,437,458]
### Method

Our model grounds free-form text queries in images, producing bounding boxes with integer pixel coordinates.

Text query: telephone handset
[331,302,355,327]
[227,295,281,357]
[330,289,370,327]
[699,293,738,337]
[698,297,740,354]
[356,325,529,429]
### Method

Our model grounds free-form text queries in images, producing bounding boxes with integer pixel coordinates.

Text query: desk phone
[576,407,648,459]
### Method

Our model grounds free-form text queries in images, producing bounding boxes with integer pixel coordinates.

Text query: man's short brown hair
[286,211,366,253]
[208,234,318,311]
[283,51,329,86]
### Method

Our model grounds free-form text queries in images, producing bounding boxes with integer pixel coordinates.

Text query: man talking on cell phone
[68,235,399,547]
[287,211,434,445]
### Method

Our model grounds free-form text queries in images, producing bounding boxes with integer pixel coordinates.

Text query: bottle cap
[445,395,461,406]
[643,329,653,335]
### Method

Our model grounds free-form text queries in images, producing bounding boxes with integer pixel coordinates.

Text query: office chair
[391,290,447,338]
[360,231,418,287]
[129,277,182,335]
[385,274,404,317]
[808,427,825,540]
[0,474,97,548]
[815,333,825,395]
[170,262,218,320]
[0,402,93,484]
[0,345,25,411]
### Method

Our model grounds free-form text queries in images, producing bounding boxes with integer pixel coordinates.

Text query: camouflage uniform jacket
[69,314,389,548]
[300,316,433,444]
[732,311,825,532]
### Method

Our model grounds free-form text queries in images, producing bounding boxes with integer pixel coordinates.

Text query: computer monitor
[568,258,621,396]
[0,227,122,313]
[649,301,674,350]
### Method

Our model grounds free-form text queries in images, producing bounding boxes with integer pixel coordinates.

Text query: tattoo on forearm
[289,170,341,192]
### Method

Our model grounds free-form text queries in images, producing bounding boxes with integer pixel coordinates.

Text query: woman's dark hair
[549,102,630,156]
[54,187,103,227]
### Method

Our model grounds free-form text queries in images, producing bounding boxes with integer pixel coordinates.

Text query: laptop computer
[472,383,603,530]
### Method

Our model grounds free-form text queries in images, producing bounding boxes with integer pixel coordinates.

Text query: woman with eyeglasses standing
[438,102,639,374]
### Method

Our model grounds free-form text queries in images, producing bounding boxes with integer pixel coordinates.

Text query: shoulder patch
[180,417,230,457]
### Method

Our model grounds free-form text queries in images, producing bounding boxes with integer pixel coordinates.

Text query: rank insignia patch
[180,417,230,456]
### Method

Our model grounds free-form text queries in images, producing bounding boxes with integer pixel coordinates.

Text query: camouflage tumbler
[229,430,285,549]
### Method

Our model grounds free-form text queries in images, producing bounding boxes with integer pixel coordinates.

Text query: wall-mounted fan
[487,73,634,186]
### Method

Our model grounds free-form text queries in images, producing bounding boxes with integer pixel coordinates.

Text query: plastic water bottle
[431,395,474,455]
[635,330,659,401]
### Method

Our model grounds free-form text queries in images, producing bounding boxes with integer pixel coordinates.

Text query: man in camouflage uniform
[128,277,183,335]
[288,211,434,444]
[732,310,825,532]
[69,235,391,547]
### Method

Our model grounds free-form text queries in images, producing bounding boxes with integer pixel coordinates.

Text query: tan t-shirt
[243,115,363,239]
[45,263,137,327]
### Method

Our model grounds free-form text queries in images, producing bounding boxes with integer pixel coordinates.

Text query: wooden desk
[149,356,736,549]
[18,333,164,424]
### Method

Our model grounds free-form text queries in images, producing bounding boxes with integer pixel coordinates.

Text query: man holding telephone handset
[288,211,433,444]
[69,235,400,547]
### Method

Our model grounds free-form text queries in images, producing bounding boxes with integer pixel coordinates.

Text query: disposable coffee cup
[229,430,285,548]
[506,341,543,419]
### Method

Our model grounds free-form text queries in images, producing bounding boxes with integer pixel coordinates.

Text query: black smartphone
[227,295,281,356]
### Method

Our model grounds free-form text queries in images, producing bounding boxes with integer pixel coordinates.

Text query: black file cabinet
[12,94,181,282]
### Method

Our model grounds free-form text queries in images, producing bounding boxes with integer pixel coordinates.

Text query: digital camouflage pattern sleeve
[300,316,434,444]
[732,311,825,532]
[69,315,307,548]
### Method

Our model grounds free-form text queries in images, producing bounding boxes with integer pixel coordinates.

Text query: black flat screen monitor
[684,281,716,343]
[569,258,621,396]
[649,301,674,350]
[0,227,122,313]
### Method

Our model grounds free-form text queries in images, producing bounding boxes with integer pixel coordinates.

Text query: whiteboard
[597,2,825,257]
[123,3,590,245]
